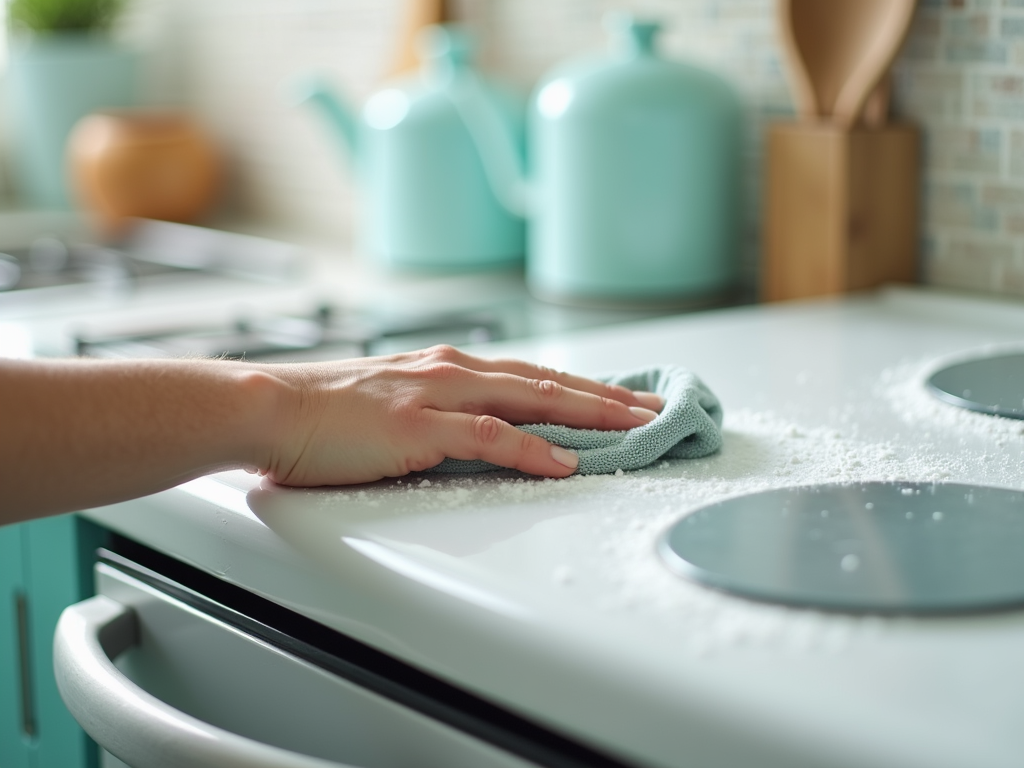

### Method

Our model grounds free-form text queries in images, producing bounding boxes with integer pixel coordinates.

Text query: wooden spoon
[387,0,450,78]
[777,0,917,127]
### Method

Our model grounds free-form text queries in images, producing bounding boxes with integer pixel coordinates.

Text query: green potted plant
[5,0,137,208]
[8,0,125,32]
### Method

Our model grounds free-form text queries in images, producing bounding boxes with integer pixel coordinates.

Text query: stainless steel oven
[54,545,631,768]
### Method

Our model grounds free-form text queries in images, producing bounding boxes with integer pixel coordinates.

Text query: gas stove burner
[926,352,1024,420]
[660,482,1024,614]
[0,237,182,292]
[0,219,303,298]
[76,305,503,362]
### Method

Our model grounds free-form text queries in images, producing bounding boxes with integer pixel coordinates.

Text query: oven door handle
[54,595,355,768]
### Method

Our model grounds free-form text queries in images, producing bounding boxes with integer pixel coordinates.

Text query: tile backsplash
[2,0,1022,298]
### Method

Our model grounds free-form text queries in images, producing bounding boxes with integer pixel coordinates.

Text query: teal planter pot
[300,26,525,271]
[455,15,744,304]
[6,34,137,209]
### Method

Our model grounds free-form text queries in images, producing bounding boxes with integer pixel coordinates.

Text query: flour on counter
[309,370,1024,660]
[879,355,1024,442]
[573,407,970,658]
[336,404,991,659]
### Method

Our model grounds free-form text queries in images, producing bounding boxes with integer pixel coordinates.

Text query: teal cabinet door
[1,516,108,768]
[1,523,31,768]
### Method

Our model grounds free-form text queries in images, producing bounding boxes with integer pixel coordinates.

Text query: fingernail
[629,406,659,424]
[633,391,665,411]
[551,445,579,469]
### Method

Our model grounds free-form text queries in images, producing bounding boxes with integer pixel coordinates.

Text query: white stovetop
[81,286,1024,768]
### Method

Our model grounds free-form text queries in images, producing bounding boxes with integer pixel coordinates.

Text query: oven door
[54,561,538,768]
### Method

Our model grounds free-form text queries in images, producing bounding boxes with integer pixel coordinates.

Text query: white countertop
[81,286,1024,768]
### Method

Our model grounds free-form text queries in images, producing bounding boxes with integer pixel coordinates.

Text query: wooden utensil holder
[762,121,920,302]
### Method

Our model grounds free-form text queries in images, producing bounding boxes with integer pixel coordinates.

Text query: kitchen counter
[0,212,708,360]
[75,285,1024,768]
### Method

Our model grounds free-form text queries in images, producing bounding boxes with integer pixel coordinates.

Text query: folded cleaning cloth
[429,365,723,475]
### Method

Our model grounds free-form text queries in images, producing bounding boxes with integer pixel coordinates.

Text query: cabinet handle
[15,592,35,738]
[54,595,355,768]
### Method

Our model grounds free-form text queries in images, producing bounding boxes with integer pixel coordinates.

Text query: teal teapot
[452,15,744,303]
[298,26,524,270]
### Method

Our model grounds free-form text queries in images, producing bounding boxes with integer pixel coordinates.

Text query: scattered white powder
[557,407,952,657]
[614,468,624,477]
[303,358,1024,659]
[325,418,910,657]
[879,354,1024,441]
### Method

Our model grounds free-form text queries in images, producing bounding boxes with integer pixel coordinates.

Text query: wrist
[227,365,295,474]
[236,363,325,480]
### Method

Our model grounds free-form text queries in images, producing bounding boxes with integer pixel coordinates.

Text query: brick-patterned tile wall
[6,0,1022,297]
[896,0,1024,295]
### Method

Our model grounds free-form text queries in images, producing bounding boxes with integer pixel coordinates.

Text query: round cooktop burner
[660,482,1024,614]
[926,352,1024,419]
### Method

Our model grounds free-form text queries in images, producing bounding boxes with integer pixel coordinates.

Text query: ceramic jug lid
[418,24,474,83]
[605,14,662,57]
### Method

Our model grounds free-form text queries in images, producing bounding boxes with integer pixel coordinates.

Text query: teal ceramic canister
[531,17,743,302]
[454,15,743,303]
[301,25,525,271]
[6,33,137,209]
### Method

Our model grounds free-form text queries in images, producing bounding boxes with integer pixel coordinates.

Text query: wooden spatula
[777,0,917,127]
[387,0,450,78]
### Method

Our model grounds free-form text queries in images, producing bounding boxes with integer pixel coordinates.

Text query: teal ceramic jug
[6,34,137,209]
[298,26,525,271]
[453,15,744,303]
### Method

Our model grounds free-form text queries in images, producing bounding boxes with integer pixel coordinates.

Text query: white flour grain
[314,361,1024,658]
[879,355,1024,442]
[353,409,961,657]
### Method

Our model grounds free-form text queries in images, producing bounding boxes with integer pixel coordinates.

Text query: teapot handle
[449,73,530,218]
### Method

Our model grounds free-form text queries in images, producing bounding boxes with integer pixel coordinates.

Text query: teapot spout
[293,76,360,161]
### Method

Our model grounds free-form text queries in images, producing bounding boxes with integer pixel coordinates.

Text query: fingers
[490,372,659,429]
[485,359,663,411]
[422,370,658,431]
[408,345,665,412]
[631,390,666,411]
[426,410,580,477]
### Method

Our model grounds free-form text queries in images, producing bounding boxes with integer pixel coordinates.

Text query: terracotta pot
[68,111,221,227]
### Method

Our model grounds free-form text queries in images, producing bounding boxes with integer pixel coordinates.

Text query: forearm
[0,358,286,524]
[1,346,662,526]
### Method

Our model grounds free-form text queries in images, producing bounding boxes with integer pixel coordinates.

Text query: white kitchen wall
[897,0,1024,295]
[3,0,1021,297]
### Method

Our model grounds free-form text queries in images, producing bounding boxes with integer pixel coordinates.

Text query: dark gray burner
[927,352,1024,419]
[75,307,502,362]
[659,482,1024,614]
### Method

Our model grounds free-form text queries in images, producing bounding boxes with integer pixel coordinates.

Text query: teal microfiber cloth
[429,365,723,475]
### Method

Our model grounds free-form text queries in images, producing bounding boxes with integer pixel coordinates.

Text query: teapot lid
[605,14,662,57]
[418,24,475,83]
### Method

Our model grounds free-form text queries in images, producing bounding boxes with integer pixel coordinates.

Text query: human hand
[0,350,663,522]
[255,345,664,486]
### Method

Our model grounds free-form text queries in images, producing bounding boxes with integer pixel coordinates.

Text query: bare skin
[0,345,663,525]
